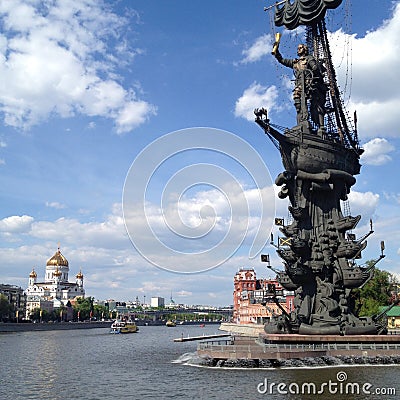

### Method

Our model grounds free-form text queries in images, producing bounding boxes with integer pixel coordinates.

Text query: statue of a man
[274,43,327,128]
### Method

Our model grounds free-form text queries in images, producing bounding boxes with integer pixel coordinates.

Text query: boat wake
[171,352,200,365]
[173,352,400,370]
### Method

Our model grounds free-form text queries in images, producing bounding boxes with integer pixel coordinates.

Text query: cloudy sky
[0,0,399,306]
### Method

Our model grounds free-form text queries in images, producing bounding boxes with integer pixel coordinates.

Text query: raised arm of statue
[274,48,295,69]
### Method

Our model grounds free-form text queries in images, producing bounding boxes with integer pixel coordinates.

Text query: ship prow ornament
[257,0,387,335]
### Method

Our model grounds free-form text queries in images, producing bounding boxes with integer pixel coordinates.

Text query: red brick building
[233,268,294,324]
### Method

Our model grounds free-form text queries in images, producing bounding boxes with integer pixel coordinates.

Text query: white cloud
[30,212,127,250]
[124,182,275,268]
[138,281,163,294]
[235,82,279,121]
[0,215,34,233]
[176,290,192,297]
[1,186,269,266]
[383,192,400,205]
[0,0,156,133]
[330,3,400,138]
[115,100,157,134]
[240,34,272,64]
[45,201,66,210]
[360,138,395,166]
[347,190,379,222]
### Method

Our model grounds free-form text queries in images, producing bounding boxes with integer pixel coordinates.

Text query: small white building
[25,295,54,318]
[151,296,165,308]
[25,247,85,317]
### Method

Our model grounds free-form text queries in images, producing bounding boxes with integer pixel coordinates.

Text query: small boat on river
[166,320,176,327]
[110,320,139,334]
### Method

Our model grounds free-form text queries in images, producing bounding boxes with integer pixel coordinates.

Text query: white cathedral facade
[26,247,85,317]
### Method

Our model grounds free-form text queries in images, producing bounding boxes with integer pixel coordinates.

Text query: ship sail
[275,0,343,30]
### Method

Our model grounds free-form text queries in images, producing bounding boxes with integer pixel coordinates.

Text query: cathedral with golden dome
[25,246,85,316]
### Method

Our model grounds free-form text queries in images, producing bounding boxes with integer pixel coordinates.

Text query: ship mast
[306,20,359,151]
[268,0,361,153]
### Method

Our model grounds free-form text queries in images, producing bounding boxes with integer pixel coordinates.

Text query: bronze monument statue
[274,43,327,128]
[255,0,387,335]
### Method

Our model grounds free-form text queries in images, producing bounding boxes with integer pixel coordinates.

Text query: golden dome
[46,247,69,267]
[76,270,83,279]
[29,268,37,278]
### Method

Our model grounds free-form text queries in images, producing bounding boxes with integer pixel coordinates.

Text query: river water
[1,324,399,400]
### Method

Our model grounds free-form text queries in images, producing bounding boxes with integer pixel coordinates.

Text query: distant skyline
[1,0,400,306]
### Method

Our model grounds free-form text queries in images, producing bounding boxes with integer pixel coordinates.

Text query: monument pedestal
[197,333,400,363]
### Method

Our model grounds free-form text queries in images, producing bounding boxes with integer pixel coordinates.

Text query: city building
[165,293,178,309]
[151,296,165,308]
[25,295,54,319]
[0,284,26,320]
[233,268,294,324]
[113,304,130,316]
[25,246,85,318]
[379,305,400,330]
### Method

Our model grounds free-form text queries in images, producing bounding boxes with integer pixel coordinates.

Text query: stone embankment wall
[219,322,264,337]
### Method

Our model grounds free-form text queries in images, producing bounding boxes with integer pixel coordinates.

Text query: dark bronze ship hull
[256,120,362,176]
[338,262,375,289]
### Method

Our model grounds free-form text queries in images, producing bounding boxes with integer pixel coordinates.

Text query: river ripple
[1,325,399,400]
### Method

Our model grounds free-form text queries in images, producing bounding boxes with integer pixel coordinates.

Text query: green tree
[52,306,67,322]
[73,297,94,321]
[0,294,13,321]
[93,304,108,320]
[29,307,50,322]
[354,266,394,317]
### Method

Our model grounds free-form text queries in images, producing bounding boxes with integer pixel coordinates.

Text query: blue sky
[0,0,399,306]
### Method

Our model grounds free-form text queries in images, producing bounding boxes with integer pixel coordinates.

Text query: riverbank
[0,321,111,332]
